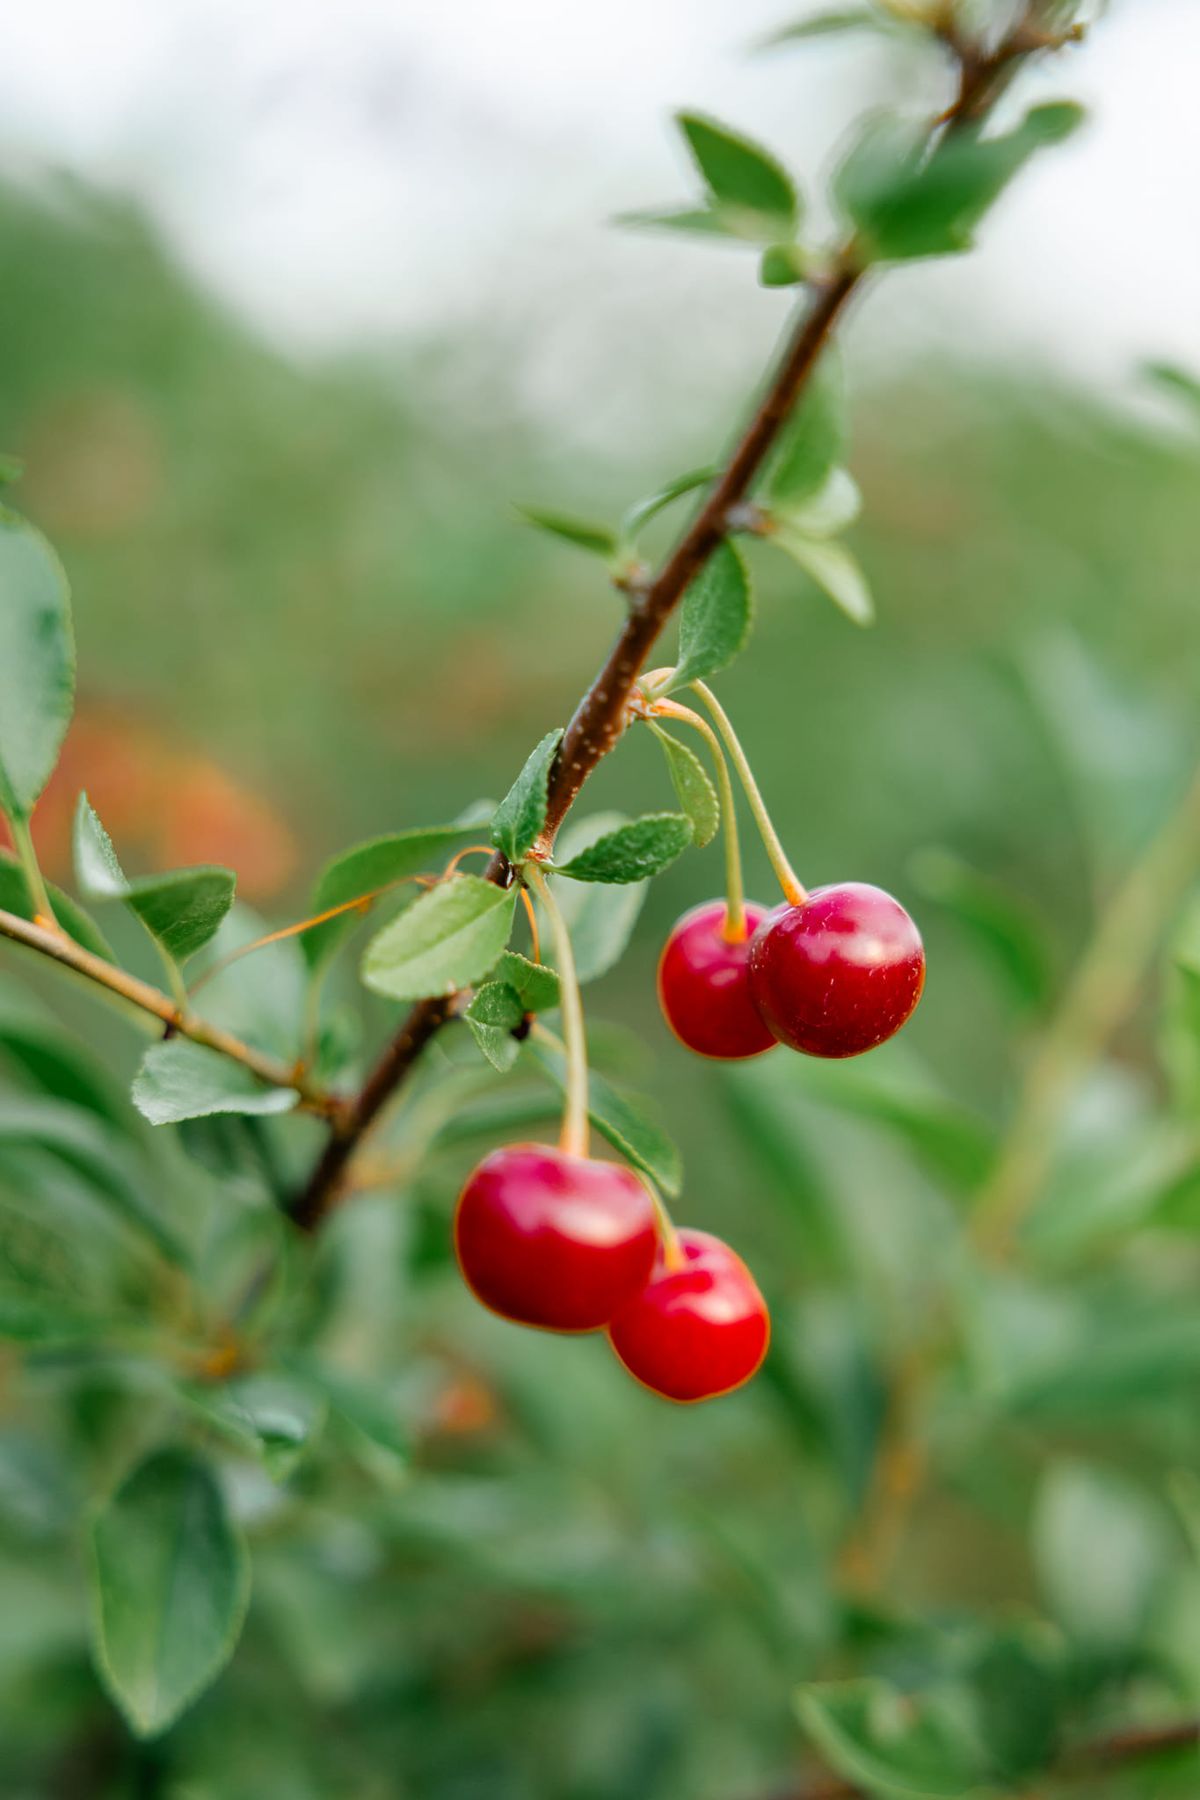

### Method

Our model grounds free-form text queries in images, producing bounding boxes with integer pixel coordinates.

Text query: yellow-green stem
[648,701,747,940]
[9,814,57,926]
[690,681,808,907]
[527,864,589,1159]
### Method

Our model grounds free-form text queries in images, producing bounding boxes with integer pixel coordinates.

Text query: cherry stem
[517,885,542,963]
[647,1179,686,1272]
[690,681,808,907]
[526,864,589,1159]
[646,699,747,941]
[8,813,58,930]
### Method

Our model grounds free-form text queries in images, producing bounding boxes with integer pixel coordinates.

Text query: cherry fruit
[748,881,924,1059]
[607,1228,769,1403]
[454,1143,658,1333]
[658,899,777,1061]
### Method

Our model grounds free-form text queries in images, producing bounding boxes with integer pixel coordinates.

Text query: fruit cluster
[453,683,924,1404]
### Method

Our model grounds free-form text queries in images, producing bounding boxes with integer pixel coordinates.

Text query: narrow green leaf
[769,468,861,538]
[285,1354,409,1469]
[666,539,754,691]
[1145,361,1200,422]
[771,531,874,625]
[515,507,618,558]
[648,725,719,847]
[621,467,715,543]
[491,729,562,866]
[0,849,113,961]
[615,206,741,240]
[74,794,235,964]
[465,981,525,1072]
[527,1038,682,1197]
[760,355,845,506]
[553,813,692,884]
[304,818,486,971]
[547,813,650,982]
[797,1678,983,1799]
[89,1448,250,1738]
[910,848,1051,1011]
[0,507,74,820]
[676,112,798,235]
[183,1375,327,1480]
[492,950,560,1012]
[756,7,890,48]
[0,1286,103,1345]
[131,1039,298,1127]
[0,990,129,1126]
[361,875,516,1002]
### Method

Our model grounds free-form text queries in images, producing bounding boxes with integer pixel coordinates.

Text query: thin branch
[0,907,342,1122]
[288,8,1074,1231]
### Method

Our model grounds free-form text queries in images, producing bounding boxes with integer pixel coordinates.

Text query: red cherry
[607,1229,770,1403]
[658,900,777,1061]
[748,881,924,1059]
[454,1144,658,1332]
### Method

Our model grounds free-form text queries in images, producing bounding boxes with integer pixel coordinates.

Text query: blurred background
[3,2,1200,1796]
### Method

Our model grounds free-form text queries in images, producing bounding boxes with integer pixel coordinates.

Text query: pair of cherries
[454,1144,768,1403]
[658,881,925,1062]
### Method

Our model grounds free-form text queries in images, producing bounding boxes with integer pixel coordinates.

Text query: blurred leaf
[1033,1461,1174,1650]
[0,505,74,820]
[492,950,560,1012]
[514,506,618,558]
[676,112,799,237]
[769,468,862,537]
[1145,361,1200,424]
[759,242,809,286]
[0,1286,104,1345]
[287,1354,409,1469]
[0,849,114,961]
[0,1095,186,1264]
[131,1039,298,1126]
[615,206,744,240]
[621,467,715,542]
[835,104,1084,262]
[760,356,845,507]
[910,848,1052,1011]
[491,729,562,865]
[756,6,894,47]
[796,1677,982,1797]
[552,813,692,883]
[465,981,525,1072]
[772,530,874,625]
[648,724,720,847]
[89,1447,250,1738]
[184,1374,327,1480]
[665,539,754,690]
[0,987,129,1125]
[528,1037,682,1197]
[74,793,235,965]
[304,816,485,971]
[547,813,649,982]
[361,874,515,1001]
[969,1626,1063,1785]
[782,1057,996,1190]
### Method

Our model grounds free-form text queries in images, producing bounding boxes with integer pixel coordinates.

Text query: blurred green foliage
[3,138,1200,1800]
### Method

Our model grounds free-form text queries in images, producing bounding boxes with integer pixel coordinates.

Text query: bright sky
[0,0,1196,429]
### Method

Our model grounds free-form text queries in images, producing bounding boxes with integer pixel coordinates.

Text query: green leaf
[760,356,845,506]
[768,469,861,538]
[304,818,487,971]
[1033,1461,1173,1650]
[910,848,1052,1011]
[491,729,562,866]
[361,874,516,1002]
[285,1354,409,1470]
[183,1375,327,1480]
[757,7,891,47]
[73,794,235,965]
[796,1678,983,1799]
[648,724,719,847]
[89,1448,250,1738]
[0,1286,103,1345]
[836,103,1085,262]
[552,813,693,884]
[491,950,560,1012]
[615,206,745,241]
[1145,361,1200,423]
[759,242,809,287]
[676,112,798,237]
[776,1057,996,1191]
[620,466,715,543]
[0,850,114,961]
[465,981,525,1072]
[515,507,618,558]
[131,1039,299,1127]
[0,507,74,820]
[547,813,650,982]
[665,539,754,691]
[527,1038,682,1197]
[0,989,129,1126]
[771,530,874,625]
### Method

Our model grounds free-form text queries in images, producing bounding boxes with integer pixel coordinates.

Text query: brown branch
[288,6,1076,1232]
[0,907,341,1122]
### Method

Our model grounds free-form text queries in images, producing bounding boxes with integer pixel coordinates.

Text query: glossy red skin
[607,1228,770,1403]
[748,881,924,1059]
[658,900,777,1061]
[454,1144,658,1333]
